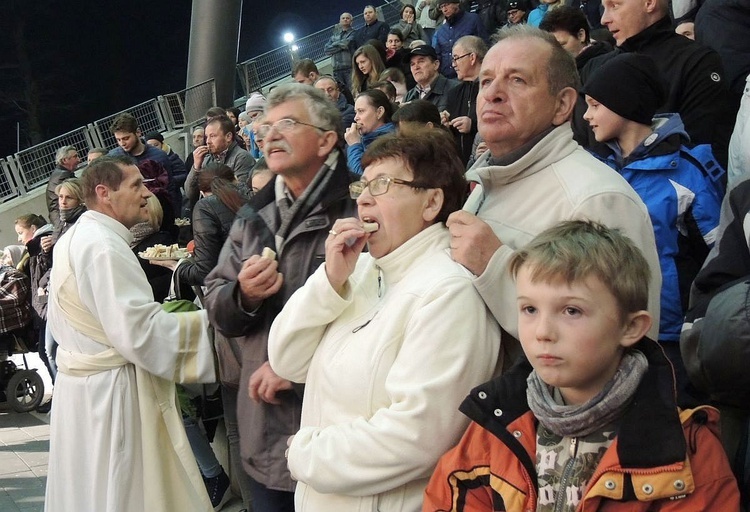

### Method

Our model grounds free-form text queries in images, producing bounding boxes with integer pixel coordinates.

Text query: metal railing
[1,0,403,205]
[237,0,403,95]
[0,79,215,205]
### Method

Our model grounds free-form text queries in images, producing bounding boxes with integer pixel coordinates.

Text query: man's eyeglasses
[349,175,430,199]
[255,118,330,139]
[451,52,472,63]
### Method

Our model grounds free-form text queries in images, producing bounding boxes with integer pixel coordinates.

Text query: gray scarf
[274,150,340,257]
[527,350,648,437]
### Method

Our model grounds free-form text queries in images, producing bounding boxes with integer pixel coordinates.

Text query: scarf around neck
[527,349,648,437]
[273,150,340,256]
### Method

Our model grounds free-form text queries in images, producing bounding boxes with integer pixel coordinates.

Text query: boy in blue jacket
[582,53,723,405]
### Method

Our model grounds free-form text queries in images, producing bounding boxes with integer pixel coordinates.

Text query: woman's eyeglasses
[349,175,430,199]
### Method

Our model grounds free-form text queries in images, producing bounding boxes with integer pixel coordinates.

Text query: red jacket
[424,339,740,511]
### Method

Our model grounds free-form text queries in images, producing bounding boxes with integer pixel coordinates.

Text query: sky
[0,0,374,159]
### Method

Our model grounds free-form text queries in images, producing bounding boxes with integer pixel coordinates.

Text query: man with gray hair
[442,35,488,164]
[46,145,80,228]
[314,75,355,131]
[203,83,357,511]
[446,25,662,369]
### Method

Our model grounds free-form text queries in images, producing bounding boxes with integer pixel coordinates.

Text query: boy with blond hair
[424,221,739,511]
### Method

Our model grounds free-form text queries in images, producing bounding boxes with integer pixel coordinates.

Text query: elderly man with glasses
[203,83,357,512]
[442,35,488,165]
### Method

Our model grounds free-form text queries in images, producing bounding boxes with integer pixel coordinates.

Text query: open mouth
[361,216,380,233]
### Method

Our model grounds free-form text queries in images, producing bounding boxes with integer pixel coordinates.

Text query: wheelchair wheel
[7,370,44,413]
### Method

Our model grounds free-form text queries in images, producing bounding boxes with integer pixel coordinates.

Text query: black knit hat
[582,53,666,125]
[144,131,164,143]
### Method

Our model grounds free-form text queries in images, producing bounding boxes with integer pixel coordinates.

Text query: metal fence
[237,0,403,95]
[0,160,20,200]
[13,126,96,192]
[0,80,215,205]
[1,0,403,205]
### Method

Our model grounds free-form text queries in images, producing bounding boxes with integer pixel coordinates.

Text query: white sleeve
[76,241,215,383]
[268,263,352,383]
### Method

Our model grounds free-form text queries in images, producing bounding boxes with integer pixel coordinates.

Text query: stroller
[0,326,45,413]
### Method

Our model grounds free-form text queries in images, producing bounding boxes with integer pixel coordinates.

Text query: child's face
[516,266,641,406]
[583,95,627,143]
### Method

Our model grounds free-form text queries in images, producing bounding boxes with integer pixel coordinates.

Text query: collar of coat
[619,16,673,53]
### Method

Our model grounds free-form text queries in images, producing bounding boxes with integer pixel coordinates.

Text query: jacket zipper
[553,437,578,512]
[351,266,383,332]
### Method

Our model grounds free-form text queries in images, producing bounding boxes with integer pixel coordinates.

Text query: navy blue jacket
[432,10,487,79]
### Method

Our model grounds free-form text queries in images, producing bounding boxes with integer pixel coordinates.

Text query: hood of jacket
[602,113,689,166]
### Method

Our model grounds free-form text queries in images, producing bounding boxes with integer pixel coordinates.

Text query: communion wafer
[362,222,379,233]
[261,247,276,260]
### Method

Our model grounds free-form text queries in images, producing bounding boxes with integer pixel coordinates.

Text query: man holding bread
[203,83,357,511]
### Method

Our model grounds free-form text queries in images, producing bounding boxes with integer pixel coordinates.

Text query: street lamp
[283,31,299,66]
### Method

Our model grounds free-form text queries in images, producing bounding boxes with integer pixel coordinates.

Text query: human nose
[263,125,281,142]
[583,106,592,122]
[600,8,611,26]
[355,184,375,205]
[481,77,504,103]
[534,313,555,342]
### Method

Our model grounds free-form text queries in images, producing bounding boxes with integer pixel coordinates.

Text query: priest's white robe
[45,210,216,512]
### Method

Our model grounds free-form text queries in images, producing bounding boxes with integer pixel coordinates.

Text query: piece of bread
[362,222,379,233]
[261,247,276,260]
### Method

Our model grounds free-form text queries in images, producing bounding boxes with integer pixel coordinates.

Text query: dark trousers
[222,385,255,510]
[247,476,294,512]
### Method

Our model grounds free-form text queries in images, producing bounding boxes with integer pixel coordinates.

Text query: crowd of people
[2,0,749,510]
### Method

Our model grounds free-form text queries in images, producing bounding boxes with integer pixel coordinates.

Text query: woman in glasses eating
[268,126,500,512]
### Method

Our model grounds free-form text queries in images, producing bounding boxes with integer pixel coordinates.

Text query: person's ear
[619,310,652,348]
[577,28,587,43]
[552,87,578,125]
[644,0,660,15]
[316,130,339,157]
[95,184,111,204]
[376,106,385,119]
[421,188,444,223]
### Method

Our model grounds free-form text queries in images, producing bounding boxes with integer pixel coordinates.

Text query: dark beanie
[582,53,666,125]
[144,131,164,143]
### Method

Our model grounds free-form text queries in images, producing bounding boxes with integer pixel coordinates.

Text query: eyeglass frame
[451,52,473,63]
[255,118,331,139]
[349,175,432,199]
